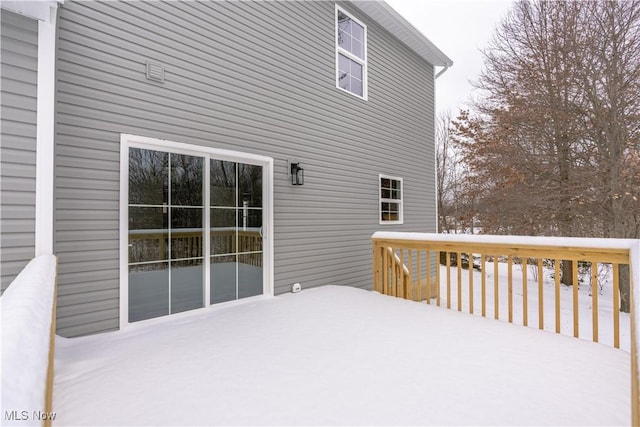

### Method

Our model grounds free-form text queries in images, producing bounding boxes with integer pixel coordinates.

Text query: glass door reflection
[210,160,263,304]
[128,148,204,322]
[128,147,264,323]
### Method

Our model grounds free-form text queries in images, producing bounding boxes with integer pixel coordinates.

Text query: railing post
[632,289,639,426]
[630,240,640,426]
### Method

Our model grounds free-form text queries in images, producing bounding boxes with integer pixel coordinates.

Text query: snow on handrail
[372,231,638,250]
[1,255,58,426]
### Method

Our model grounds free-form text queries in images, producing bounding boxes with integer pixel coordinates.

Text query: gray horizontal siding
[0,9,37,292]
[55,0,436,337]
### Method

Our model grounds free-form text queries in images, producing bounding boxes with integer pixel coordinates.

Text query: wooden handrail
[372,232,640,425]
[44,263,58,427]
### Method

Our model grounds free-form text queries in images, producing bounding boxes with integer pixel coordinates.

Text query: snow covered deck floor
[53,286,629,426]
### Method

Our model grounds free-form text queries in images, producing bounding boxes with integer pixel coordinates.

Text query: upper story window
[379,175,403,224]
[336,6,367,99]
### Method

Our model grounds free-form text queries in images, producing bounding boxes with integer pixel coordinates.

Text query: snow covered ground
[53,285,629,426]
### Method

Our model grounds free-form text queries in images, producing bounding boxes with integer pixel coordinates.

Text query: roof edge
[348,1,453,69]
[1,0,63,22]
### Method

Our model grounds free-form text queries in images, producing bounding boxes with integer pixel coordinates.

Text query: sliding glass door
[127,147,263,323]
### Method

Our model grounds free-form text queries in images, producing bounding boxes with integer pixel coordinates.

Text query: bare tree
[572,1,640,310]
[453,0,640,308]
[436,111,468,233]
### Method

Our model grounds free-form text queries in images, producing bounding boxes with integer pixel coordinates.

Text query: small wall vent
[146,61,165,83]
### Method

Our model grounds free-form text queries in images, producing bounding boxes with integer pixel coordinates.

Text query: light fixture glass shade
[291,163,304,185]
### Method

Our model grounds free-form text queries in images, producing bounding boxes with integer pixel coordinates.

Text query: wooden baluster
[391,249,398,297]
[592,262,598,343]
[508,255,513,323]
[398,250,403,298]
[554,259,561,334]
[435,251,441,307]
[469,253,474,314]
[573,260,579,338]
[481,254,486,317]
[383,247,389,295]
[522,258,528,327]
[412,250,416,301]
[417,250,422,302]
[538,258,544,330]
[446,252,451,309]
[457,252,462,312]
[372,245,378,293]
[613,263,620,348]
[423,250,428,304]
[494,256,499,320]
[399,249,406,299]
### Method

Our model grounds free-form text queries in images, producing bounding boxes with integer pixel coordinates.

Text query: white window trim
[379,174,404,225]
[119,134,274,330]
[335,4,368,100]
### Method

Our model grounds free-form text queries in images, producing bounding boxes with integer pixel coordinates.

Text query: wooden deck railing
[372,231,640,424]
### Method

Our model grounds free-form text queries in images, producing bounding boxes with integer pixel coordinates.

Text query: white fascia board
[1,1,62,23]
[34,3,60,256]
[348,1,453,69]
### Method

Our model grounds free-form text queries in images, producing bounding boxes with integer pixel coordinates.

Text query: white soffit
[348,0,454,68]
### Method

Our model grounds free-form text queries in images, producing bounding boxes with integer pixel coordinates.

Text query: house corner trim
[35,5,59,256]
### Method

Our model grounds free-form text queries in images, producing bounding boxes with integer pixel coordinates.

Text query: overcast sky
[384,0,514,117]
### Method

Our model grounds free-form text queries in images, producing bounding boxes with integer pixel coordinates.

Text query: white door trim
[119,134,274,330]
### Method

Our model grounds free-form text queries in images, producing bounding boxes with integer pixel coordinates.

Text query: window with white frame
[336,6,367,99]
[379,175,403,224]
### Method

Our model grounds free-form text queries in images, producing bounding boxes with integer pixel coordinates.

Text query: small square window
[379,175,403,224]
[336,6,367,99]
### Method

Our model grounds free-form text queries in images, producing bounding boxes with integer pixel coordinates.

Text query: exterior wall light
[290,162,304,186]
